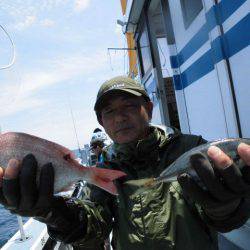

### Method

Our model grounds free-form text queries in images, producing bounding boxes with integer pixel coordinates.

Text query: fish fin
[65,155,83,169]
[125,178,156,187]
[92,176,118,195]
[90,167,126,181]
[89,167,126,195]
[63,153,71,160]
[45,139,76,159]
[15,132,77,159]
[124,178,158,196]
[63,151,76,160]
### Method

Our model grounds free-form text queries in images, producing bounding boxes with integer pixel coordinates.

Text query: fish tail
[92,175,118,195]
[90,167,127,195]
[125,178,156,188]
[124,178,157,195]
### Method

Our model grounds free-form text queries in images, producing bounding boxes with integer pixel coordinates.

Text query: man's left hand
[178,143,250,232]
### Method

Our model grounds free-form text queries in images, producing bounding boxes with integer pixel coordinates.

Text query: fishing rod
[67,97,84,164]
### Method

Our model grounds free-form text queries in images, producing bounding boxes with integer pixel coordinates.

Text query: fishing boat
[118,0,250,249]
[1,0,249,249]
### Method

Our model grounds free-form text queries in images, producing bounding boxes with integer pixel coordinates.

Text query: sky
[0,0,129,149]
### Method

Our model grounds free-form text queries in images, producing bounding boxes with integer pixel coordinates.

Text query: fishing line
[66,95,84,161]
[130,59,138,78]
[107,49,113,71]
[157,39,170,77]
[123,35,126,75]
[0,24,16,70]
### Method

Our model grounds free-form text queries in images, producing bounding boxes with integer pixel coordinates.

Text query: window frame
[180,0,203,29]
[135,9,154,79]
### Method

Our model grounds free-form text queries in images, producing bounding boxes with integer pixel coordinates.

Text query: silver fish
[0,132,126,195]
[126,138,250,188]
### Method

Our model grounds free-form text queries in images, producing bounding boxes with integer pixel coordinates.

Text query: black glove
[178,152,250,232]
[0,154,87,243]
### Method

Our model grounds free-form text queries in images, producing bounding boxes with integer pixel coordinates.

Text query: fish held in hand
[0,132,126,195]
[126,138,250,188]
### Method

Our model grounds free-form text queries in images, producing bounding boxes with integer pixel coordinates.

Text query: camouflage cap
[94,76,150,111]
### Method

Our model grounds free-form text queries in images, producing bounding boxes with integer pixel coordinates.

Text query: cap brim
[94,89,142,111]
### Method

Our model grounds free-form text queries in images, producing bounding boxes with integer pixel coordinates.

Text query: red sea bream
[0,132,126,195]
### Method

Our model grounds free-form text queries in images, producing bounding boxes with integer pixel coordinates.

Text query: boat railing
[16,215,30,242]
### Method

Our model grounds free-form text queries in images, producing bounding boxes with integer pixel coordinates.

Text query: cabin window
[148,1,172,78]
[180,0,203,29]
[137,23,152,77]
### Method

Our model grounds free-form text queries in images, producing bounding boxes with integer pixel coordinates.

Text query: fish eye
[63,154,71,160]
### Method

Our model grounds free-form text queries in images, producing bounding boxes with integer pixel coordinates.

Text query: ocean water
[0,205,28,247]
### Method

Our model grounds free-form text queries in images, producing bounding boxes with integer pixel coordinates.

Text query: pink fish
[0,132,126,195]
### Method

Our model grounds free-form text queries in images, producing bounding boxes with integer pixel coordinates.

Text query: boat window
[137,22,152,77]
[146,0,180,129]
[148,1,172,78]
[180,0,203,29]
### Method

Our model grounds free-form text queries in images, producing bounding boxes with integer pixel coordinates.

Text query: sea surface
[0,205,28,247]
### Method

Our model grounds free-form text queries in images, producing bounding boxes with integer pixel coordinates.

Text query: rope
[0,24,16,70]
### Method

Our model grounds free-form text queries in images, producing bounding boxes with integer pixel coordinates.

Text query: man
[89,128,109,165]
[0,76,250,250]
[89,128,112,250]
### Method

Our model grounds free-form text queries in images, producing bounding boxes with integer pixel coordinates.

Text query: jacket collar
[110,125,175,163]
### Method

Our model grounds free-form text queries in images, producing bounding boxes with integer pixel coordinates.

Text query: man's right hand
[0,154,56,218]
[0,154,87,243]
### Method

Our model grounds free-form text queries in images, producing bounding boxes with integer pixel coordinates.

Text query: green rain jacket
[49,126,219,250]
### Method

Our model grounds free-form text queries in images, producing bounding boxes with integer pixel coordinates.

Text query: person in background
[90,128,109,165]
[89,128,112,250]
[1,76,250,250]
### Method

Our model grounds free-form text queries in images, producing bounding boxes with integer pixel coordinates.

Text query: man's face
[91,145,102,157]
[100,93,153,144]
